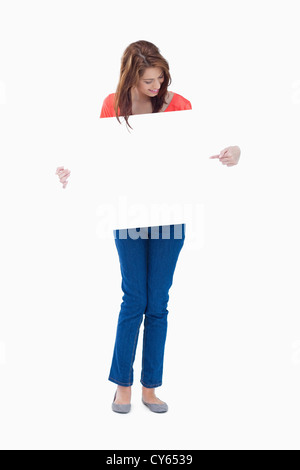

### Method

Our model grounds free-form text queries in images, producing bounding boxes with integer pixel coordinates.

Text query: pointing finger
[219,149,229,158]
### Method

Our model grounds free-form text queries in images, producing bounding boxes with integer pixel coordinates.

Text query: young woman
[56,40,241,413]
[99,41,192,127]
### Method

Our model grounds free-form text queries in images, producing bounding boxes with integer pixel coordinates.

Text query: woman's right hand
[56,166,71,189]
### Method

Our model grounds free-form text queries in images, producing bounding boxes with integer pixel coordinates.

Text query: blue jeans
[109,223,186,388]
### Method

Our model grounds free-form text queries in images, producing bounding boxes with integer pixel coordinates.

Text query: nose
[153,80,161,89]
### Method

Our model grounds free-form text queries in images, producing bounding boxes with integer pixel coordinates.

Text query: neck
[131,87,151,103]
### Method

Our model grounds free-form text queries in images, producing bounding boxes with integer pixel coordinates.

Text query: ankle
[114,385,131,404]
[142,386,156,396]
[117,385,131,394]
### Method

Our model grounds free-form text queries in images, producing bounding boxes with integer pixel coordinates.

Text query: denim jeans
[109,223,186,388]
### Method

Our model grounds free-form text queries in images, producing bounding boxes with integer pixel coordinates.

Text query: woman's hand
[55,166,71,188]
[209,145,241,166]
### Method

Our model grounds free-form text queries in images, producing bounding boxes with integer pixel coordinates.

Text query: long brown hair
[114,40,172,130]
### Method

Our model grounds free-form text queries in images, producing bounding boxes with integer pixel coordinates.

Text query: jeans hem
[140,379,162,388]
[108,376,133,387]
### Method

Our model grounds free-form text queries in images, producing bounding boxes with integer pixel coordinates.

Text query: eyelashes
[144,75,164,84]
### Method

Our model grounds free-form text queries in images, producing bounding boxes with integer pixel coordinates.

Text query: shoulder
[103,93,115,105]
[100,93,116,118]
[171,92,192,110]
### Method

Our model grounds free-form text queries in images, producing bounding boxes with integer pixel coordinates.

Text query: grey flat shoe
[112,391,131,414]
[142,398,168,413]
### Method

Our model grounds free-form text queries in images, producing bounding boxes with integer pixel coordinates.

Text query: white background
[0,0,300,450]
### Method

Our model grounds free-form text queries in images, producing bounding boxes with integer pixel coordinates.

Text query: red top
[100,91,192,118]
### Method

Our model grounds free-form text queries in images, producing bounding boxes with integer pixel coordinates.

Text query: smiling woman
[98,41,191,414]
[99,40,192,129]
[55,39,241,414]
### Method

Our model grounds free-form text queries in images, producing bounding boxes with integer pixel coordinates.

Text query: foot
[142,386,165,405]
[114,385,131,405]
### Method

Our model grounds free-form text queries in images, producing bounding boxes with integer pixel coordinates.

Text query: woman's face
[136,67,165,98]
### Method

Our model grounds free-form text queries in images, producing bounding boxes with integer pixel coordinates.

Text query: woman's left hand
[209,145,241,166]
